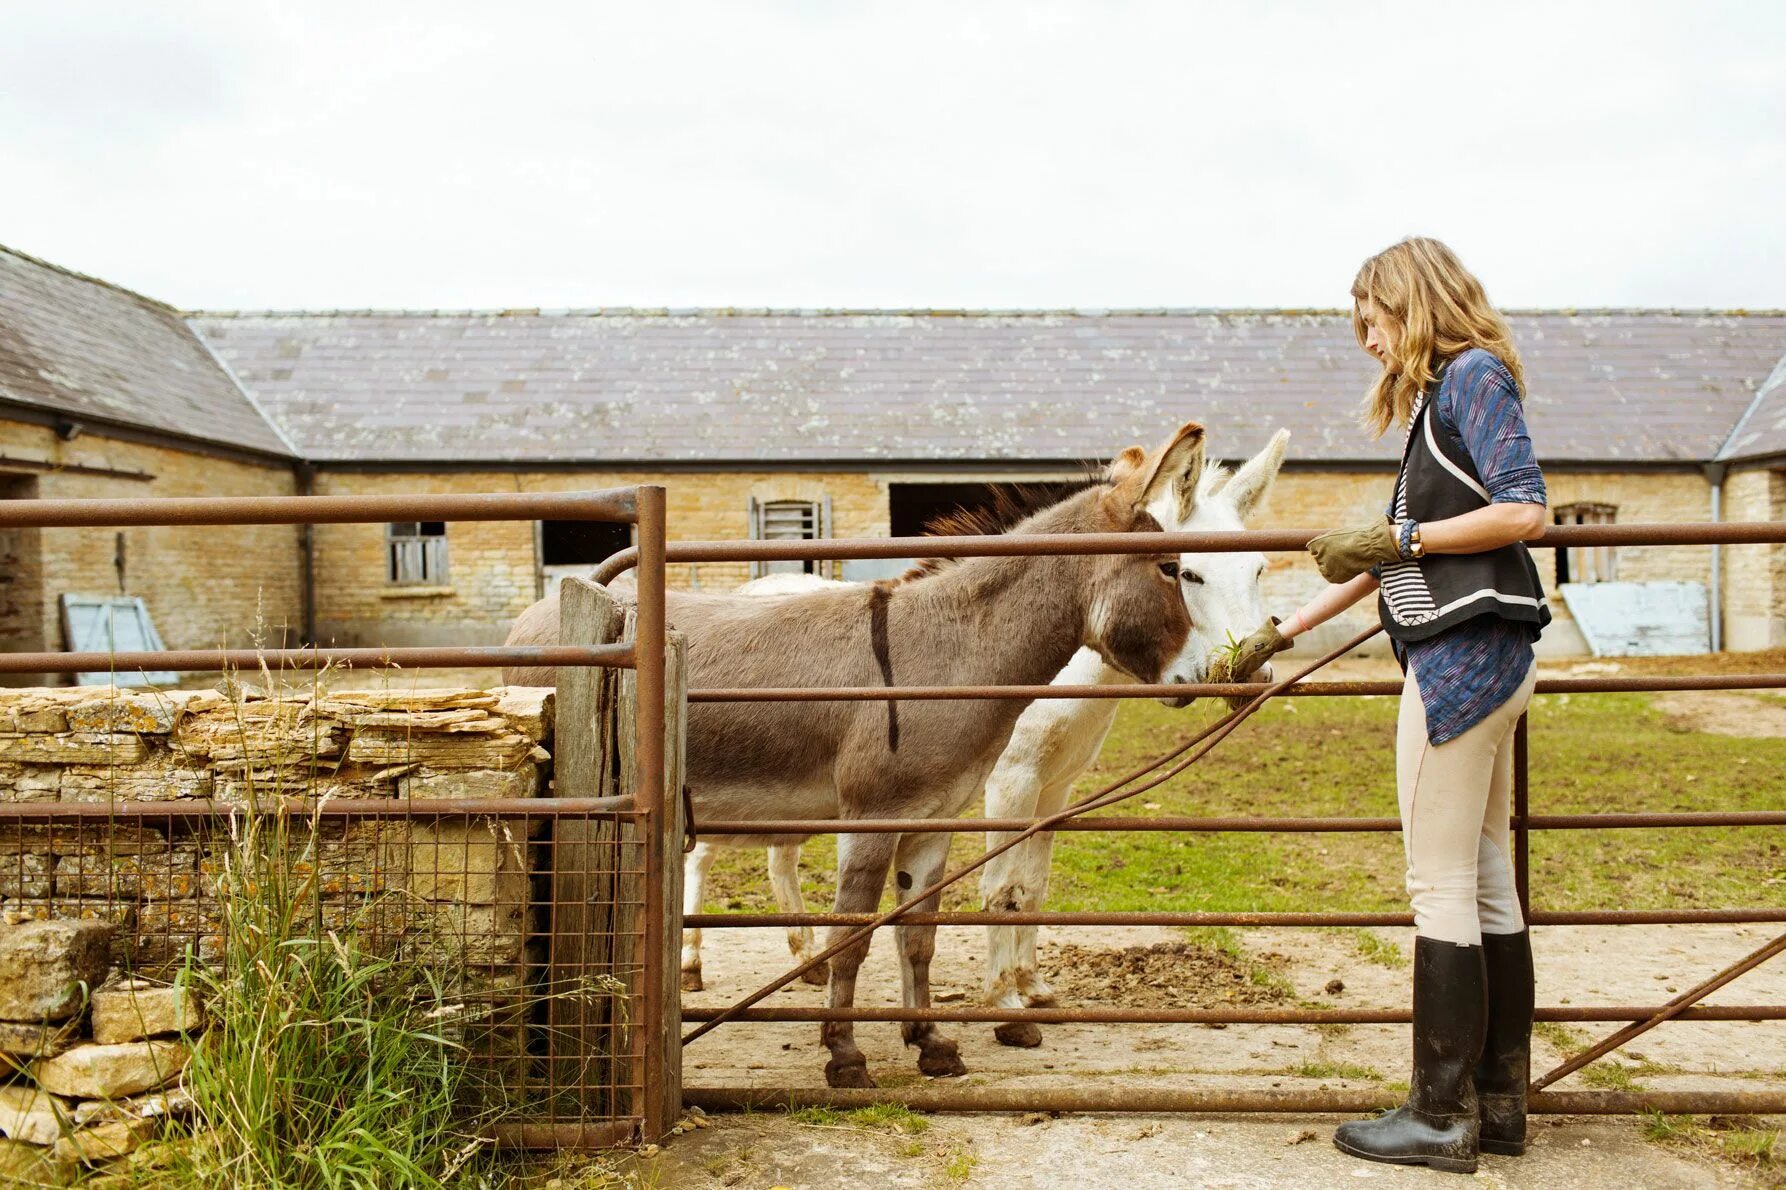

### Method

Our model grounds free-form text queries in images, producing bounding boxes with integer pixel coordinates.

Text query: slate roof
[0,246,292,458]
[190,309,1786,467]
[1716,350,1786,463]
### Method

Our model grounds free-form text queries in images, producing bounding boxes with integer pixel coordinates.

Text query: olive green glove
[1307,518,1402,584]
[1228,617,1291,683]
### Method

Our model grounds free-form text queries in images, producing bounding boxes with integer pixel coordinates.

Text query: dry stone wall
[0,920,196,1183]
[0,684,555,974]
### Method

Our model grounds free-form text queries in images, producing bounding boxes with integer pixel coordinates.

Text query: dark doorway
[538,520,634,593]
[889,481,1086,538]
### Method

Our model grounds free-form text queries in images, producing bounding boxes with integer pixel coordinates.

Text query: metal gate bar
[682,1005,1786,1024]
[687,909,1786,928]
[687,810,1786,835]
[687,672,1786,701]
[592,519,1786,584]
[684,1086,1786,1117]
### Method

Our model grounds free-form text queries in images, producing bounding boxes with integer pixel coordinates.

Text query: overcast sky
[3,2,1783,311]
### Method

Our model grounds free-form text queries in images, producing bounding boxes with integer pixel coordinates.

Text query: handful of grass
[1209,631,1255,710]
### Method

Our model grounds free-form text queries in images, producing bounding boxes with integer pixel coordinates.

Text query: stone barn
[0,248,303,684]
[5,241,1786,673]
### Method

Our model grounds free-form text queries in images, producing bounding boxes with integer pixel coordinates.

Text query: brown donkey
[505,422,1202,1087]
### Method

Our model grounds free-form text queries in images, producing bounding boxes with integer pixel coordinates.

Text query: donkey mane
[898,480,1099,582]
[896,459,1238,583]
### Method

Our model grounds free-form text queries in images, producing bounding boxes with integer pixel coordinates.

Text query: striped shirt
[1389,349,1547,744]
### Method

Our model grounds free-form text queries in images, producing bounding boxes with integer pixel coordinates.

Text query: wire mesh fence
[0,487,672,1151]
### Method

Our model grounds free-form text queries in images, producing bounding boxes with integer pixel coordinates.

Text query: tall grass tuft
[161,800,492,1188]
[148,662,500,1188]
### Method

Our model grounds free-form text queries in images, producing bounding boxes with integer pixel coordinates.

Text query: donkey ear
[1105,445,1147,484]
[1221,428,1290,521]
[1116,422,1205,518]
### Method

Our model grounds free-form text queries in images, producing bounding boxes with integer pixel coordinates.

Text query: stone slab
[0,1083,72,1146]
[0,1018,79,1061]
[397,764,541,800]
[0,919,113,1022]
[31,1040,190,1100]
[0,1136,75,1187]
[90,981,203,1044]
[397,819,530,905]
[0,733,149,766]
[53,1116,152,1166]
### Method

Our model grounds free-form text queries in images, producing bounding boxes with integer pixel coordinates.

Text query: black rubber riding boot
[1333,937,1487,1174]
[1476,929,1534,1156]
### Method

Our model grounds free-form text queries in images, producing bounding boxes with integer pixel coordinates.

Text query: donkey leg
[680,840,718,992]
[823,831,897,1089]
[895,831,968,1078]
[1013,776,1076,1010]
[768,842,827,986]
[980,763,1044,1021]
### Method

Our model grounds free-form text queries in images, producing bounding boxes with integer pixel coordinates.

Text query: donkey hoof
[825,1058,876,1089]
[993,1022,1044,1048]
[679,968,704,993]
[798,962,829,987]
[918,1040,968,1078]
[1021,990,1058,1008]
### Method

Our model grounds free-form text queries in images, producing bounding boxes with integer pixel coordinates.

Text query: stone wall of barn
[0,418,303,683]
[307,468,889,648]
[1723,467,1786,651]
[2,428,1768,665]
[302,464,1763,659]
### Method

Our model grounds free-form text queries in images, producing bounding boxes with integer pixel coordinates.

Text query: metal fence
[588,519,1786,1121]
[6,494,1785,1135]
[0,488,675,1148]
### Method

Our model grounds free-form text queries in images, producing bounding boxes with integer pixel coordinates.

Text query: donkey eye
[1180,568,1204,584]
[1158,561,1179,579]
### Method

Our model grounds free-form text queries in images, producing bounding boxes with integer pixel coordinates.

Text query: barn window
[387,522,449,585]
[748,497,833,579]
[1554,502,1617,585]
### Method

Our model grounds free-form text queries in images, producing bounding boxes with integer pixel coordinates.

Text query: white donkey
[679,429,1289,1032]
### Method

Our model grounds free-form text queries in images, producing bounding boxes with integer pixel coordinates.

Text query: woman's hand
[1306,519,1402,583]
[1228,618,1291,682]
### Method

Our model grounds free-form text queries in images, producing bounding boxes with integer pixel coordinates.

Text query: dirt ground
[653,918,1785,1187]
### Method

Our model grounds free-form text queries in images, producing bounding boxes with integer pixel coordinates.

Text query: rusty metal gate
[7,493,1785,1141]
[0,487,680,1146]
[586,519,1786,1123]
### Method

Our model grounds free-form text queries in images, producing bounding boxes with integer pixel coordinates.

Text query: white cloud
[1,0,1781,309]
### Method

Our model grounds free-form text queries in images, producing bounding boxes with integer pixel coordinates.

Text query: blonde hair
[1351,237,1525,438]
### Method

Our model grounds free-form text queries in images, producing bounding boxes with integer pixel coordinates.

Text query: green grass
[787,1105,845,1126]
[1581,1061,1647,1091]
[702,691,1786,919]
[1534,1021,1591,1053]
[787,1103,929,1136]
[1293,1060,1383,1082]
[844,1103,931,1135]
[1640,1112,1783,1178]
[1350,930,1406,968]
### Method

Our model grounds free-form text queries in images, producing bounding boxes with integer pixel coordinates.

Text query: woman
[1231,236,1549,1174]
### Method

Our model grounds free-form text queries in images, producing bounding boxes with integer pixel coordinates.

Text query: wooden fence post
[549,577,686,1141]
[549,578,623,1123]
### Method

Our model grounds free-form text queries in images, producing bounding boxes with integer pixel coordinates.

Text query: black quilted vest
[1377,359,1551,643]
